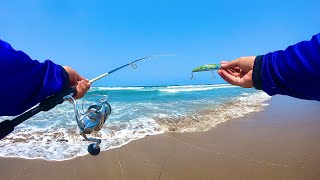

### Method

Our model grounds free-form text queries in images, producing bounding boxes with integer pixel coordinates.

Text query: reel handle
[0,87,76,140]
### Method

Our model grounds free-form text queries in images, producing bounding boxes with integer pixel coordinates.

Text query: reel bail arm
[64,94,111,156]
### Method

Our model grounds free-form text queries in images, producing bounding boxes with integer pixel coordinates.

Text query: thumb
[220,59,240,69]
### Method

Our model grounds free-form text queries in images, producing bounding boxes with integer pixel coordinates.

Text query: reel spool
[65,95,111,156]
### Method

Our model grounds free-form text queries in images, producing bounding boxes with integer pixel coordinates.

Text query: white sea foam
[0,85,270,161]
[92,84,234,93]
[0,117,163,161]
[166,84,231,89]
[159,84,236,93]
[92,87,144,91]
[157,92,271,132]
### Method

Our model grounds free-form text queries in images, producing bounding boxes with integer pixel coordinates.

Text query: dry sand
[1,95,320,180]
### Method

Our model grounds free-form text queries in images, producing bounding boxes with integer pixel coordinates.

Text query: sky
[1,0,320,86]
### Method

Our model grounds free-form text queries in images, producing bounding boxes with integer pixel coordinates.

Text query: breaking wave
[0,85,270,161]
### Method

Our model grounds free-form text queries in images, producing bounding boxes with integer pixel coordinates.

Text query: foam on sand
[157,92,270,132]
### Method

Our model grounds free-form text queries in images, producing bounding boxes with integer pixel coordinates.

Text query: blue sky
[1,0,320,86]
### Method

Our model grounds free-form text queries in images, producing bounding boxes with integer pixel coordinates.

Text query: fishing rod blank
[89,56,151,83]
[89,54,175,83]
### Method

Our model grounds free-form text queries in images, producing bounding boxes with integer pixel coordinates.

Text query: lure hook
[210,71,216,79]
[191,64,220,80]
[190,72,195,80]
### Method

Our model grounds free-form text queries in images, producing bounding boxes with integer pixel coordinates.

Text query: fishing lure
[191,64,221,79]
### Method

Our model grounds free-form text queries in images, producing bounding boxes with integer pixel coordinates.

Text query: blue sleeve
[253,33,320,101]
[0,39,70,116]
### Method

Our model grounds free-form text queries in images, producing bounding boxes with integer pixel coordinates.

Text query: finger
[218,69,230,83]
[218,69,233,84]
[227,69,241,77]
[217,69,223,77]
[79,80,87,91]
[220,59,240,69]
[76,81,87,99]
[75,83,84,99]
[224,67,240,73]
[233,67,241,73]
[83,81,91,91]
[219,69,240,86]
[220,69,242,86]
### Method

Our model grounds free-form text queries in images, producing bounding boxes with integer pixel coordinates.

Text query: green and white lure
[191,64,221,79]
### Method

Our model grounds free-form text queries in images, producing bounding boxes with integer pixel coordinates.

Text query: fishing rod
[89,56,151,83]
[89,54,174,83]
[0,54,173,155]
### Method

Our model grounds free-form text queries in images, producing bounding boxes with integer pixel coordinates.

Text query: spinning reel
[65,95,111,156]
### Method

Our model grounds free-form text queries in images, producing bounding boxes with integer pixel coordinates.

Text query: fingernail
[220,62,227,67]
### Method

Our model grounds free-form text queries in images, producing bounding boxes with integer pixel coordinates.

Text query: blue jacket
[253,33,320,101]
[0,39,69,116]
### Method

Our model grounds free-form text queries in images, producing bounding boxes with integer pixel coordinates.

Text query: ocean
[0,84,270,161]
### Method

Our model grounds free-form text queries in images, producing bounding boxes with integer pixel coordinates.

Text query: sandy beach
[1,95,320,180]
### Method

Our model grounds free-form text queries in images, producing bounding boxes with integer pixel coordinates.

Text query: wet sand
[1,95,320,179]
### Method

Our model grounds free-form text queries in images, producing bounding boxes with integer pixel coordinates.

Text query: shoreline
[1,95,320,179]
[0,90,268,161]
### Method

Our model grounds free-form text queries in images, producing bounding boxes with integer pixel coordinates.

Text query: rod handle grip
[0,120,14,140]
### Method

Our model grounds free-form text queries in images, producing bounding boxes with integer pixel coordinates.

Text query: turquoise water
[0,84,270,160]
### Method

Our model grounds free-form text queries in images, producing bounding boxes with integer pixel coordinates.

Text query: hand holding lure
[0,54,173,156]
[190,64,221,79]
